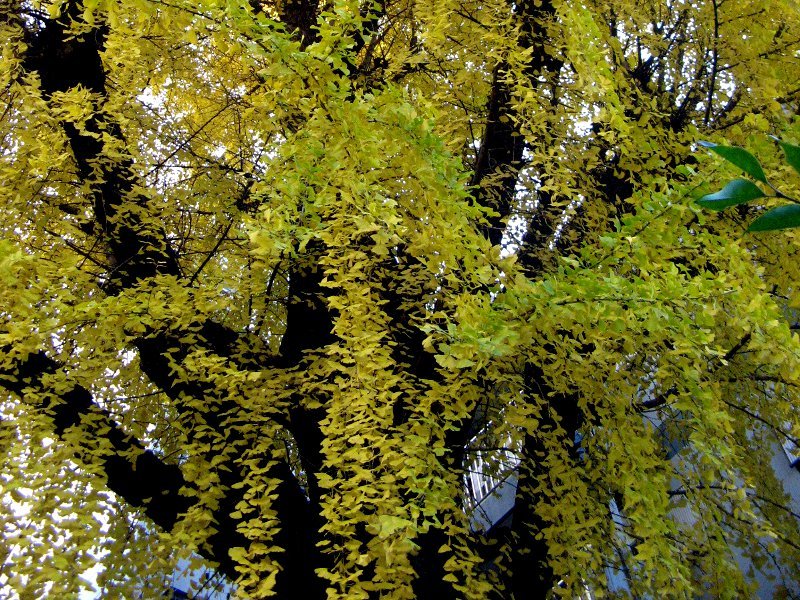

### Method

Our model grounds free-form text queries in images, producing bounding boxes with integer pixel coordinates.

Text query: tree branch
[12,2,320,588]
[0,348,192,529]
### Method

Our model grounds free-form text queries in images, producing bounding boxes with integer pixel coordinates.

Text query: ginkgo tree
[2,0,800,598]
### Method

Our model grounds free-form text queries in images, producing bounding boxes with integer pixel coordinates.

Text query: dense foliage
[2,0,800,597]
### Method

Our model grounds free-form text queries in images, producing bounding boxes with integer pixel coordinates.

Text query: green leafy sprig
[696,139,800,231]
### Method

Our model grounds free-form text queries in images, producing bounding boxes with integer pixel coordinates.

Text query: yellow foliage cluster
[1,0,800,598]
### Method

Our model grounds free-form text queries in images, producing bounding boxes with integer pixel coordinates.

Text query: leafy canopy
[2,0,800,598]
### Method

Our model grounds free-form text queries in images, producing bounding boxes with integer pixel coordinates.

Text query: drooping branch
[19,0,261,479]
[11,2,322,588]
[18,1,284,416]
[0,348,192,530]
[0,347,325,585]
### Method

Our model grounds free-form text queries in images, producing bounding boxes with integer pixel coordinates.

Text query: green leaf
[696,179,765,210]
[776,139,800,177]
[748,204,800,231]
[698,141,768,183]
